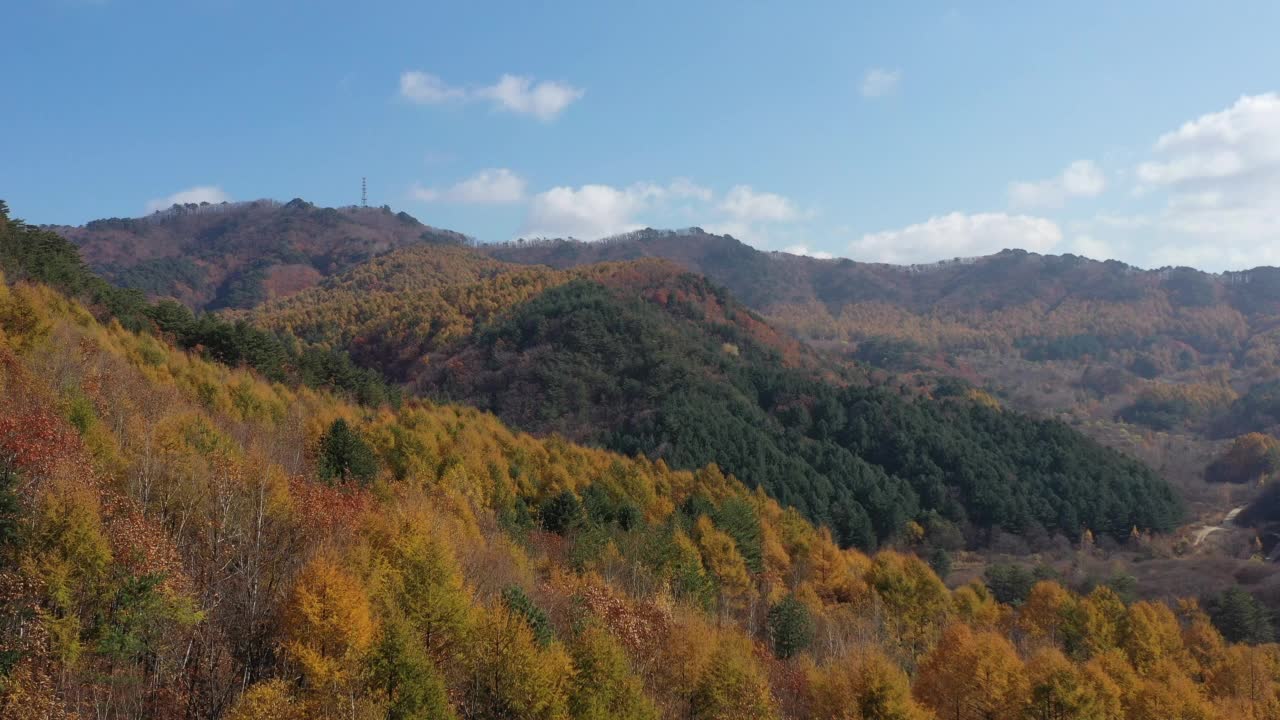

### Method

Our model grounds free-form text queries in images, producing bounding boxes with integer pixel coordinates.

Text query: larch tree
[688,634,779,720]
[1025,647,1112,720]
[282,555,378,706]
[463,603,574,720]
[1018,581,1074,646]
[695,516,756,616]
[915,624,1027,720]
[566,622,658,720]
[1208,644,1280,719]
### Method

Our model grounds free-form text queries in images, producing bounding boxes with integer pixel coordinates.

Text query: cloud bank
[1110,93,1280,268]
[852,212,1062,265]
[413,169,527,204]
[400,71,584,121]
[1008,160,1106,208]
[145,186,231,214]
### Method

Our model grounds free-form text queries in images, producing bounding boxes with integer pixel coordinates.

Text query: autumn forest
[4,198,1280,720]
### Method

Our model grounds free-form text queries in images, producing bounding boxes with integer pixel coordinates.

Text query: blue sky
[4,1,1280,270]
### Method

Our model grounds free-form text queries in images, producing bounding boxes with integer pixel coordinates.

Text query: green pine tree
[318,418,379,484]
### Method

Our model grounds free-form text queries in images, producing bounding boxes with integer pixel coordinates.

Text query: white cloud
[704,221,767,247]
[145,185,231,214]
[1061,160,1107,196]
[706,185,803,247]
[518,180,800,244]
[1093,92,1280,270]
[1008,160,1106,208]
[1144,241,1280,270]
[719,185,798,222]
[852,212,1062,264]
[477,74,584,121]
[522,184,650,239]
[783,244,834,259]
[861,68,901,98]
[399,70,584,120]
[1136,93,1280,187]
[668,177,713,202]
[412,168,526,205]
[399,71,467,104]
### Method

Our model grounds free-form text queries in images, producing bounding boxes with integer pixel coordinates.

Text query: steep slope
[487,230,1280,513]
[252,242,1183,550]
[50,198,466,309]
[251,244,817,383]
[0,203,1274,719]
[2,200,397,404]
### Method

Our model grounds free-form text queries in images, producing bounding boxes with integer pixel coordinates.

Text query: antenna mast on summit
[361,177,368,207]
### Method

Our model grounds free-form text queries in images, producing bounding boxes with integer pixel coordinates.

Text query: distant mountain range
[44,202,1280,514]
[489,229,1280,442]
[488,227,1280,326]
[8,195,1270,720]
[234,216,1184,549]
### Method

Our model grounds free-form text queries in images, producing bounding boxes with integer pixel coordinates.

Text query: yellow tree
[648,614,718,719]
[23,479,112,670]
[805,530,870,605]
[689,634,779,720]
[282,554,378,712]
[1018,581,1073,646]
[952,582,1004,630]
[1127,664,1216,720]
[1204,432,1280,484]
[915,624,1027,720]
[464,603,573,720]
[695,516,756,615]
[376,514,473,665]
[1079,660,1126,720]
[1179,600,1226,682]
[224,680,305,720]
[1025,647,1114,720]
[1077,586,1128,658]
[1208,644,1280,719]
[868,551,950,659]
[1123,601,1187,675]
[567,622,658,720]
[806,650,931,720]
[1084,649,1139,718]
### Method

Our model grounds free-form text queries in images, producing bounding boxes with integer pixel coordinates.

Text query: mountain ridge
[7,196,1280,718]
[488,225,1280,520]
[488,227,1280,315]
[2,200,1266,720]
[245,235,1184,550]
[49,198,467,310]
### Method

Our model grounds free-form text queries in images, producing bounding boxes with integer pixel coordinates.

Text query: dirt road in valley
[1193,506,1244,546]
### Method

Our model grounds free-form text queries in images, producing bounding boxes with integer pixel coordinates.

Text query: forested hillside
[50,198,467,310]
[488,230,1280,347]
[246,239,1183,551]
[487,229,1280,405]
[489,230,1280,512]
[2,199,1279,720]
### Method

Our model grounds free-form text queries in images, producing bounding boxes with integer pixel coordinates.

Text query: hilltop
[49,198,466,310]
